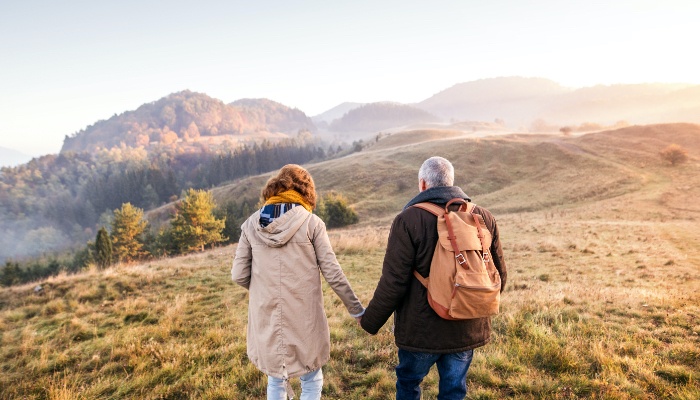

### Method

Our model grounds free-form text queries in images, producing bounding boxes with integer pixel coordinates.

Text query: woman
[232,164,364,400]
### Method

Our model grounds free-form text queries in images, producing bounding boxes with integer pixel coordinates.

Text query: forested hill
[328,102,439,133]
[1,135,329,263]
[61,91,317,153]
[230,98,316,134]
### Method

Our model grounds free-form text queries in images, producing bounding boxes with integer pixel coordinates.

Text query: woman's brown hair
[261,164,317,208]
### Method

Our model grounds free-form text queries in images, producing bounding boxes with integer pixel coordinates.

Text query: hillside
[229,98,316,134]
[0,147,32,168]
[417,77,700,128]
[418,77,567,124]
[312,102,365,124]
[212,123,699,224]
[60,91,318,153]
[328,102,440,134]
[1,123,698,398]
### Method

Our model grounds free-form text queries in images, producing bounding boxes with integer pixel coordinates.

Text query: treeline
[0,189,226,286]
[0,191,359,287]
[80,139,325,217]
[0,135,332,262]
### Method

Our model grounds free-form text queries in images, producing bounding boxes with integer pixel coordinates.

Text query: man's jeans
[267,368,323,400]
[396,348,474,400]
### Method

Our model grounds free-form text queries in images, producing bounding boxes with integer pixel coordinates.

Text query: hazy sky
[1,0,698,155]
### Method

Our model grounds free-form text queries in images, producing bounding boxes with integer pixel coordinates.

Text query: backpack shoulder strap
[413,270,429,287]
[411,202,442,288]
[465,202,475,213]
[469,206,492,263]
[411,202,444,216]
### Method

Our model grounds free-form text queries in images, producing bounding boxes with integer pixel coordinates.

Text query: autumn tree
[169,189,227,253]
[95,226,113,269]
[659,144,689,166]
[110,203,148,263]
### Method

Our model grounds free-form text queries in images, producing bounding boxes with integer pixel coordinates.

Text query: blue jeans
[267,368,323,400]
[396,348,474,400]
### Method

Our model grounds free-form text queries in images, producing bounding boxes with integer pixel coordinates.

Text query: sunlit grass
[1,205,698,399]
[2,126,699,398]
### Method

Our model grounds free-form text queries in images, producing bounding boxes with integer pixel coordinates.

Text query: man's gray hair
[419,156,454,188]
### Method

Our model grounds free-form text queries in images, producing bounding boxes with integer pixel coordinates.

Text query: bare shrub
[659,144,688,166]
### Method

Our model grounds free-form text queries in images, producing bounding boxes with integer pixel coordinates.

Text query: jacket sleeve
[231,230,252,289]
[489,217,507,292]
[360,214,415,334]
[312,219,365,316]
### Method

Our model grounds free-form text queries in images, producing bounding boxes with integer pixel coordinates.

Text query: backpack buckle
[455,252,467,266]
[483,251,491,263]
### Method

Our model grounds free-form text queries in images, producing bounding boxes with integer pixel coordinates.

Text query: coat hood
[251,206,311,248]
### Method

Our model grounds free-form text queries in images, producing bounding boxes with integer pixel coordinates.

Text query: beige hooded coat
[231,206,364,379]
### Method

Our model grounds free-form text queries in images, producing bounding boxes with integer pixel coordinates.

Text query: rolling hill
[60,91,317,153]
[417,77,700,128]
[229,98,316,134]
[0,146,32,168]
[311,102,365,124]
[327,102,440,134]
[2,123,699,399]
[55,78,700,155]
[211,123,698,220]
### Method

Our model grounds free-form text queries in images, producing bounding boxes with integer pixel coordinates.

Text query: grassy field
[1,124,699,399]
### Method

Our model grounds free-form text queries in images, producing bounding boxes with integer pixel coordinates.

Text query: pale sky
[1,0,698,156]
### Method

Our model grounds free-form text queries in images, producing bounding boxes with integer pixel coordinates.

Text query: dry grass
[2,124,699,398]
[2,209,698,399]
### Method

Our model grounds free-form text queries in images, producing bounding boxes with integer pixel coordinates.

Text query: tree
[110,203,148,263]
[0,262,22,287]
[169,189,227,253]
[659,144,689,166]
[95,226,113,269]
[216,198,253,244]
[559,126,573,136]
[315,191,358,228]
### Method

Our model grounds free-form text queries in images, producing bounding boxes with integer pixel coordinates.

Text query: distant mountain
[417,77,700,127]
[230,98,316,134]
[329,102,439,133]
[545,83,700,125]
[312,102,365,124]
[418,77,568,124]
[61,91,318,153]
[0,147,32,168]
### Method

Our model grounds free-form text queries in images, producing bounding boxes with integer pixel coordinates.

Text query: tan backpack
[412,199,501,320]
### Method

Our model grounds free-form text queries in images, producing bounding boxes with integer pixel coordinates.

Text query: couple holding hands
[232,157,507,400]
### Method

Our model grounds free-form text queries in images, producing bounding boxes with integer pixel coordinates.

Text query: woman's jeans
[396,348,474,400]
[267,368,323,400]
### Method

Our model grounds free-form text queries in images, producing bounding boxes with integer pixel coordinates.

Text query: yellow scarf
[264,189,313,212]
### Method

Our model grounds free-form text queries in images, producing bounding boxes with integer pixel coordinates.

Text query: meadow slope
[1,123,699,399]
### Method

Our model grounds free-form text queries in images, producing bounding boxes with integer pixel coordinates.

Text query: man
[360,156,507,400]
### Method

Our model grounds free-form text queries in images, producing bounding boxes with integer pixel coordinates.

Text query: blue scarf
[259,203,300,227]
[403,186,471,210]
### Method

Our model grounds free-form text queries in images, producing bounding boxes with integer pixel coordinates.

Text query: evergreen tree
[169,189,227,253]
[1,262,22,287]
[95,226,113,269]
[110,203,148,263]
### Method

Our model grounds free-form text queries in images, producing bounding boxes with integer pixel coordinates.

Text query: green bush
[316,191,359,228]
